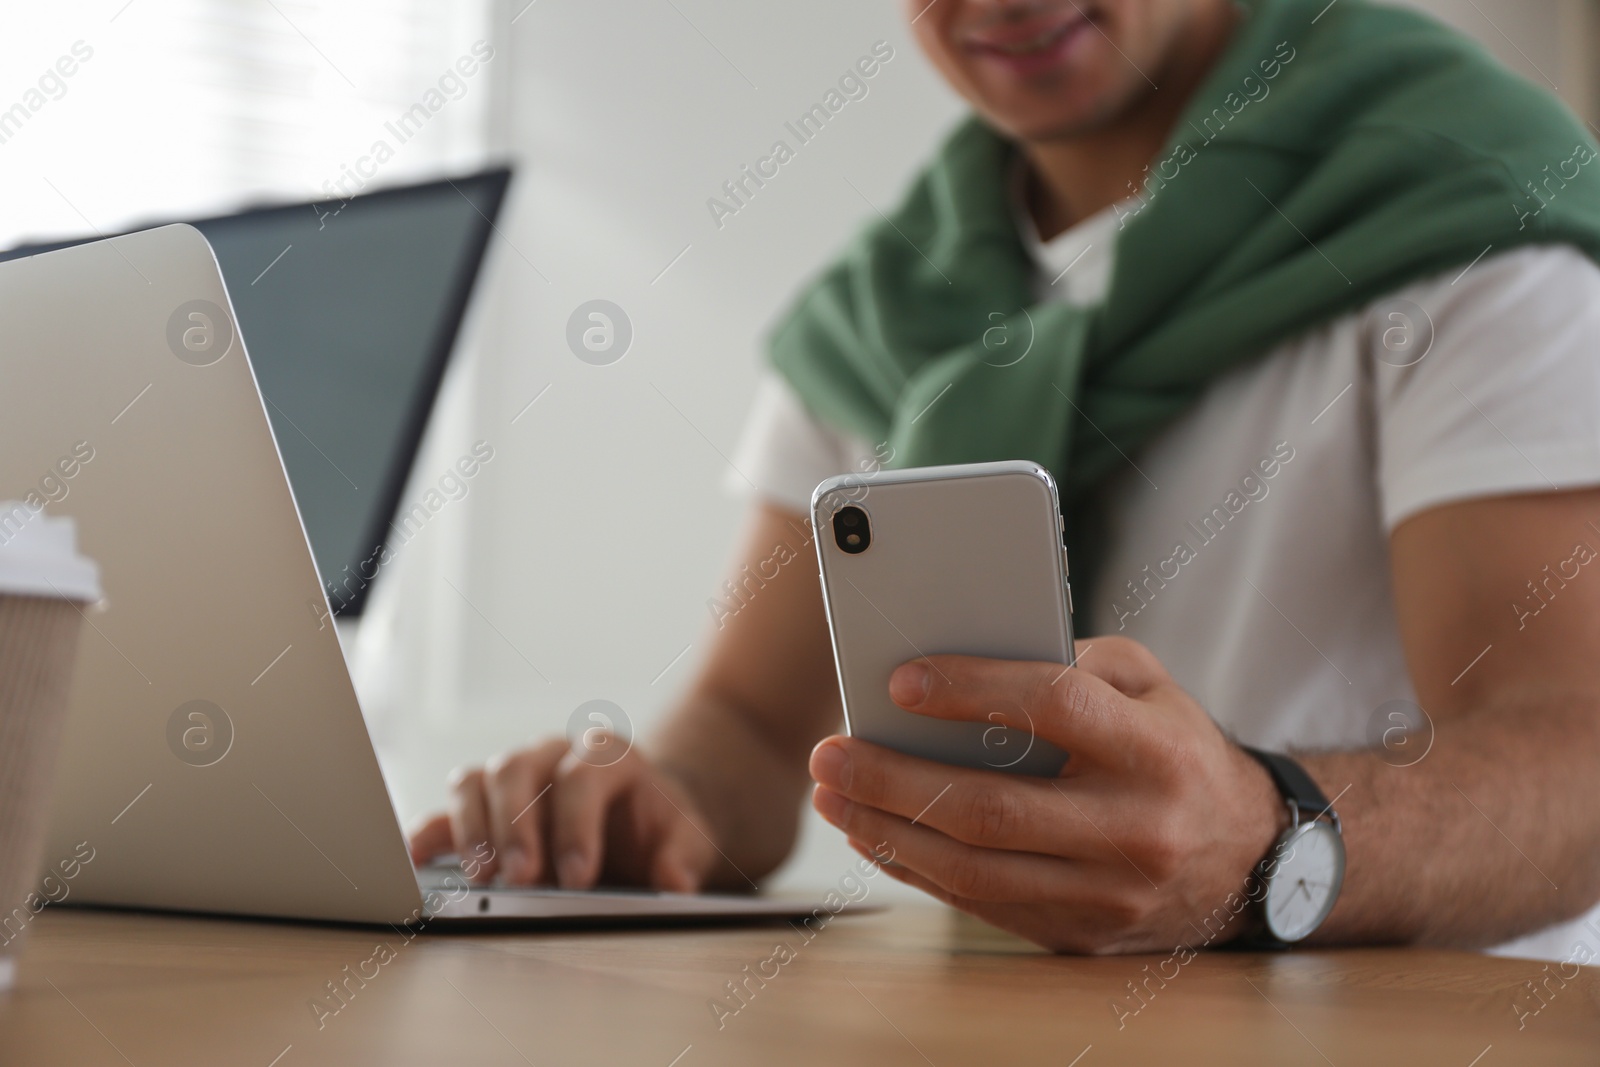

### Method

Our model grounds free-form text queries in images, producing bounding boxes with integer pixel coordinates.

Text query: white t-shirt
[728,197,1600,962]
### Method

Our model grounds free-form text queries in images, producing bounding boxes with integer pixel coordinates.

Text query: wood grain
[1,905,1596,1065]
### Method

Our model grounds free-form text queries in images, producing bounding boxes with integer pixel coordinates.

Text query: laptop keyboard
[417,866,669,897]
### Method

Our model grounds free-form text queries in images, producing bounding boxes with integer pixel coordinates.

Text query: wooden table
[2,904,1597,1065]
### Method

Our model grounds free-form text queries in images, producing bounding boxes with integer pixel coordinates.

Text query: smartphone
[811,460,1076,777]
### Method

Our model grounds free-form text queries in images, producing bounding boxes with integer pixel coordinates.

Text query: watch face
[1264,821,1345,943]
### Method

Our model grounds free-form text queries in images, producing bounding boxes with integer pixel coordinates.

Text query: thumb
[407,812,455,865]
[648,792,716,892]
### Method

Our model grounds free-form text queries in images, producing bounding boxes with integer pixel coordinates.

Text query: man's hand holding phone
[807,637,1286,954]
[406,738,719,893]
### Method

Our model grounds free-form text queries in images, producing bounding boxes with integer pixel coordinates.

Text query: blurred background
[3,0,1596,895]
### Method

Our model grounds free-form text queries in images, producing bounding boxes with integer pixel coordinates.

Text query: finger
[407,812,455,865]
[857,841,959,904]
[1059,636,1167,694]
[845,838,900,871]
[811,736,1118,859]
[648,806,715,893]
[812,785,1076,904]
[894,637,1166,712]
[854,838,1001,914]
[887,651,1156,764]
[549,741,644,889]
[446,766,495,882]
[483,740,569,885]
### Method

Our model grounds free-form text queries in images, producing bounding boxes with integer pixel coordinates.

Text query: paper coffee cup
[0,503,101,991]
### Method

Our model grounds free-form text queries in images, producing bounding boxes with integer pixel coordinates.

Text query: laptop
[0,169,514,619]
[0,222,822,928]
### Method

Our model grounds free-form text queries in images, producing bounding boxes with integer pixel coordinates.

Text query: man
[410,0,1600,959]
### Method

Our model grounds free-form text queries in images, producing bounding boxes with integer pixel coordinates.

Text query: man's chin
[980,79,1158,144]
[984,103,1127,144]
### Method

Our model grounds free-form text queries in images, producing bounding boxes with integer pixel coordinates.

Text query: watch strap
[1240,745,1336,828]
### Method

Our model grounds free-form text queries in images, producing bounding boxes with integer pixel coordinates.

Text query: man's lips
[965,7,1092,56]
[963,6,1098,76]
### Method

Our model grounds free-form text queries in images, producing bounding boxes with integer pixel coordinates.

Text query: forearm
[1300,687,1600,948]
[650,689,828,889]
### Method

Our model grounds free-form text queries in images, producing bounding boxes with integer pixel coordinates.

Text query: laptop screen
[0,168,511,615]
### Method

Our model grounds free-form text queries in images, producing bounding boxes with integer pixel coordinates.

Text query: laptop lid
[0,169,512,616]
[1,225,425,924]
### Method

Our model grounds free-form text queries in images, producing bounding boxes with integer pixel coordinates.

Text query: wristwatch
[1238,746,1345,947]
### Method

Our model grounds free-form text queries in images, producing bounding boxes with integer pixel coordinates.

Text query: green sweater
[769,0,1600,515]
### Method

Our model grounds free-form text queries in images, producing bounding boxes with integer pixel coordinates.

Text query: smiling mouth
[966,5,1097,58]
[984,20,1084,55]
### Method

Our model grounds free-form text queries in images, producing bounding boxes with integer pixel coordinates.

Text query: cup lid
[0,503,102,603]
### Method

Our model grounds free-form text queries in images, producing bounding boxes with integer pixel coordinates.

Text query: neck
[1023,1,1241,240]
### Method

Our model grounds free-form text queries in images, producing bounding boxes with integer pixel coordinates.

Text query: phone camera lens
[833,505,871,554]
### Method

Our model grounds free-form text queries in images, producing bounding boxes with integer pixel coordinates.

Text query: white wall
[355,0,963,894]
[356,0,1599,895]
